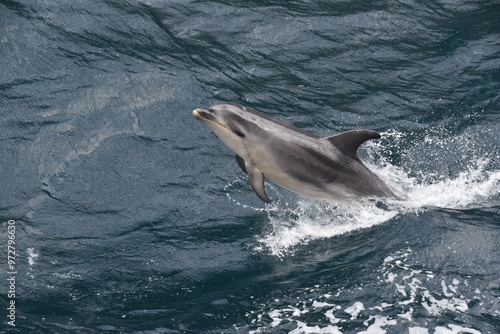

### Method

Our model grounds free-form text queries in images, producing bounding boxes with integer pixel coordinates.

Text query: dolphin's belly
[249,149,353,202]
[267,171,354,203]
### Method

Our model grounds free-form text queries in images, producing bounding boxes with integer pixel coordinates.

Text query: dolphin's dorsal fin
[324,130,381,157]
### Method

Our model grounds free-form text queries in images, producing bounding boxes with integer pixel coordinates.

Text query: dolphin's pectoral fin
[235,155,247,174]
[247,166,271,203]
[235,156,270,203]
[324,130,381,157]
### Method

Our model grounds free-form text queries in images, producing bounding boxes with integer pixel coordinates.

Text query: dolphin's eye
[233,129,245,138]
[230,126,245,138]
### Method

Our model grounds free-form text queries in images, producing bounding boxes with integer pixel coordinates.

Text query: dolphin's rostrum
[193,103,399,204]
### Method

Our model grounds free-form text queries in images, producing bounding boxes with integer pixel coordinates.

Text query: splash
[226,128,499,256]
[256,198,400,257]
[372,128,500,210]
[401,157,500,209]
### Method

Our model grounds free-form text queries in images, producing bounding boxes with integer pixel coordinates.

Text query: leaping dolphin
[193,103,399,204]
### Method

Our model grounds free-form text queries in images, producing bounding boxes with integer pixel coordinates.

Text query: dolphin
[193,103,399,204]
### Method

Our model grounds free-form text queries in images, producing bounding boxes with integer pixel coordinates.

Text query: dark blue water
[1,0,499,333]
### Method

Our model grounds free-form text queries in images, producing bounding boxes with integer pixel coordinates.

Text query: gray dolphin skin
[193,103,398,205]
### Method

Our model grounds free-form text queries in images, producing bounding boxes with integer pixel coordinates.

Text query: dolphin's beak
[193,106,235,140]
[192,108,223,129]
[192,108,206,120]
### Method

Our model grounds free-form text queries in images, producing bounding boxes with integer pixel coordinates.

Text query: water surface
[0,0,499,333]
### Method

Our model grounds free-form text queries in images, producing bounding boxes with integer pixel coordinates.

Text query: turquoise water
[1,0,499,333]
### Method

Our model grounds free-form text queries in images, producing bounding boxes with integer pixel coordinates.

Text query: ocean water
[1,0,499,333]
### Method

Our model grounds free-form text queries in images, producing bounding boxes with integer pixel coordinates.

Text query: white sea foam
[345,301,364,320]
[374,129,500,211]
[385,157,500,210]
[289,322,343,334]
[26,247,39,267]
[247,247,486,334]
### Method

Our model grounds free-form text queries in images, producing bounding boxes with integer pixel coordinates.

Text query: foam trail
[404,160,500,209]
[372,129,500,211]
